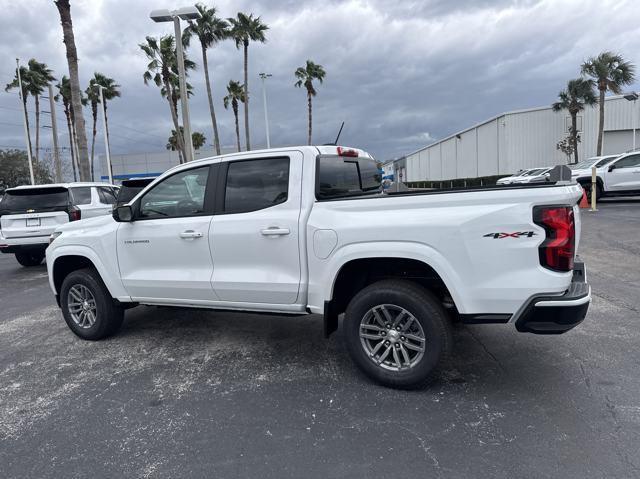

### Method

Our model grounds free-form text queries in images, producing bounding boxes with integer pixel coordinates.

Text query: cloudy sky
[1,0,639,166]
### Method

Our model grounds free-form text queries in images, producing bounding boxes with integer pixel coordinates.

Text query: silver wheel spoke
[400,344,411,365]
[404,341,425,353]
[377,345,392,364]
[372,309,386,327]
[361,323,383,332]
[392,347,402,369]
[404,333,424,342]
[360,332,382,341]
[380,306,393,323]
[369,340,386,357]
[391,311,406,329]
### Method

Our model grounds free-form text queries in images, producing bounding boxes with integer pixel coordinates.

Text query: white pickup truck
[46,145,590,388]
[571,151,640,199]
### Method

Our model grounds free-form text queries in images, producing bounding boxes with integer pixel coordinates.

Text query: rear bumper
[515,261,590,334]
[0,234,49,254]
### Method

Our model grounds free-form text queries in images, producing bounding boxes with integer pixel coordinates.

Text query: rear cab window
[69,187,92,205]
[317,155,381,200]
[0,187,70,215]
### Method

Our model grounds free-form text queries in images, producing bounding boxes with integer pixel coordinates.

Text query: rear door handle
[260,227,290,236]
[180,230,203,239]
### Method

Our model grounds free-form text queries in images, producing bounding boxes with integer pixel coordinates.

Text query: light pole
[16,59,35,185]
[150,6,201,163]
[95,84,113,184]
[624,91,639,151]
[259,73,272,149]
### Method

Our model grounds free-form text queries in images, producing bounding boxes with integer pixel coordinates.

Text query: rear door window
[0,187,69,214]
[223,157,289,214]
[70,187,92,205]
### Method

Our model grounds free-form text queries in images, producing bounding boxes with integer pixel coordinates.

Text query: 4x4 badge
[484,231,537,239]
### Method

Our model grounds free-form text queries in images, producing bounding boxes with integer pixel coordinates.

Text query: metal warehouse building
[403,95,639,183]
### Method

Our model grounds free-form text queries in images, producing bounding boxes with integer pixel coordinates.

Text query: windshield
[0,187,69,215]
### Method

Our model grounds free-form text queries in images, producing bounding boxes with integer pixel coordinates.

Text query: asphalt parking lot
[1,198,639,478]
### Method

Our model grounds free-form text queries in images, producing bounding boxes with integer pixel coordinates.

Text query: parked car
[509,167,552,184]
[0,182,117,266]
[47,146,589,389]
[116,177,156,207]
[496,169,534,185]
[570,153,640,199]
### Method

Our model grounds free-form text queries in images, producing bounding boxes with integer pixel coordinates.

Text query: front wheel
[15,250,45,267]
[60,268,124,340]
[343,280,452,389]
[583,182,602,201]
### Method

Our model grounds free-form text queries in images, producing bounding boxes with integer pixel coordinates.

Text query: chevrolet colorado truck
[46,145,590,388]
[571,151,640,200]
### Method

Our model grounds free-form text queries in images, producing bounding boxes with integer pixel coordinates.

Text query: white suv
[0,183,118,266]
[572,152,640,199]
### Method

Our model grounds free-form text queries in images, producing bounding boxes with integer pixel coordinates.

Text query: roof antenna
[334,121,345,146]
[323,121,345,146]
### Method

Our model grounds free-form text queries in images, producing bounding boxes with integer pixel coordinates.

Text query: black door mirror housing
[608,165,616,172]
[113,205,134,222]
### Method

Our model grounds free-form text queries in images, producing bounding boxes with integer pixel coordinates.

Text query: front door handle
[180,230,203,239]
[260,227,290,236]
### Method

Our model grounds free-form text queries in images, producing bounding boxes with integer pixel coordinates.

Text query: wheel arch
[320,244,463,337]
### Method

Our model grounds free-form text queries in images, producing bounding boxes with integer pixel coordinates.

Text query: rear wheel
[343,280,452,389]
[60,268,124,340]
[15,250,45,267]
[582,182,602,201]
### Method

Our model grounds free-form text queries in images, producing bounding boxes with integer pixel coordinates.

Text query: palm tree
[183,3,229,156]
[167,127,206,152]
[295,60,326,145]
[581,52,636,155]
[223,80,246,152]
[140,35,195,164]
[86,73,121,180]
[192,131,206,150]
[55,76,87,182]
[5,65,34,160]
[27,60,55,163]
[228,12,268,151]
[54,0,91,181]
[551,79,597,165]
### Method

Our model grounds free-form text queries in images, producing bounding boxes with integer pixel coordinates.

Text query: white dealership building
[402,94,639,183]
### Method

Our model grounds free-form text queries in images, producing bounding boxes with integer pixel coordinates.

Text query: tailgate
[0,211,69,239]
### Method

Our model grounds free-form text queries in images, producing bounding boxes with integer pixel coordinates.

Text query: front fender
[46,244,131,301]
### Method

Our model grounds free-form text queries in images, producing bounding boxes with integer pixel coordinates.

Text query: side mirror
[608,165,616,172]
[113,205,133,222]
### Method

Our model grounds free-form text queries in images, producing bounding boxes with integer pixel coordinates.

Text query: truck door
[606,153,640,192]
[210,152,303,304]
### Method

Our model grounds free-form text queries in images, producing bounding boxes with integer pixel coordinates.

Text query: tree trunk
[90,103,97,181]
[202,45,221,155]
[243,42,250,150]
[596,87,606,156]
[55,0,90,181]
[164,80,184,164]
[234,104,241,152]
[571,112,578,165]
[34,95,40,162]
[64,108,77,182]
[307,92,313,145]
[20,93,33,160]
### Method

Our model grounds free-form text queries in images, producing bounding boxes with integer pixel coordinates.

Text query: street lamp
[94,84,113,184]
[259,73,272,149]
[150,6,201,163]
[624,91,639,151]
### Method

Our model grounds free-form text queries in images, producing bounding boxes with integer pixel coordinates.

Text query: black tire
[583,182,602,201]
[343,280,452,389]
[60,268,124,340]
[15,250,45,267]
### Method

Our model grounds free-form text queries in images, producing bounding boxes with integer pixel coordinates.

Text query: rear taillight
[533,206,575,272]
[68,207,81,222]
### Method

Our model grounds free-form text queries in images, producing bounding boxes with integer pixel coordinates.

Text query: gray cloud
[0,0,639,164]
